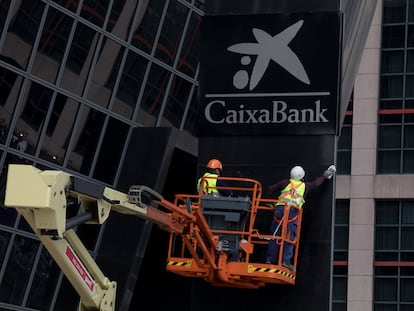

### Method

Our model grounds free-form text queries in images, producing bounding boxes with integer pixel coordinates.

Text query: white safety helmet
[290,166,305,180]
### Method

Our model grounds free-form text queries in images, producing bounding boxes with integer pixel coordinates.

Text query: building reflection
[0,1,202,310]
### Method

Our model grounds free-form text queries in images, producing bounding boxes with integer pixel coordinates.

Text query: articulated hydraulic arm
[4,164,194,311]
[4,164,303,310]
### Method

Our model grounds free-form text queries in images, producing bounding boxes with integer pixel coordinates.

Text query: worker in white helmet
[265,164,336,270]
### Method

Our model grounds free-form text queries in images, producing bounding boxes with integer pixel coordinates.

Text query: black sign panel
[198,12,342,136]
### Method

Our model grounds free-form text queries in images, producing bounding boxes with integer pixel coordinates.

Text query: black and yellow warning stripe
[167,260,192,267]
[247,264,296,279]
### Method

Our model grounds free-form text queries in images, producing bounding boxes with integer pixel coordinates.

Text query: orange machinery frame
[155,175,303,289]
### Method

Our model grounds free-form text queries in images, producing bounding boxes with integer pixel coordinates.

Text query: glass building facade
[0,1,202,310]
[1,0,413,311]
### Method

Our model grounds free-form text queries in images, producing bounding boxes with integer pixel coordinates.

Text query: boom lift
[4,164,303,311]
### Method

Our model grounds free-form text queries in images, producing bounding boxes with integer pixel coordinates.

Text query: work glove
[323,165,336,179]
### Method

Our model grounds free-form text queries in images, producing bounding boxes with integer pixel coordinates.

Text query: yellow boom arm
[4,164,171,311]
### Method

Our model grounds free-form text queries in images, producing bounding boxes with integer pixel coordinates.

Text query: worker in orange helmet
[197,158,232,196]
[265,164,336,270]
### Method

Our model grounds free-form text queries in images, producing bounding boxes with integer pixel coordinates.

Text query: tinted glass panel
[383,0,406,23]
[401,227,414,249]
[52,0,79,12]
[332,276,347,300]
[403,150,414,173]
[106,0,127,33]
[17,82,54,158]
[81,0,110,28]
[380,75,404,98]
[163,75,192,128]
[403,125,414,147]
[0,60,19,108]
[0,236,39,305]
[64,22,97,76]
[374,304,397,311]
[178,12,201,78]
[87,37,125,110]
[405,75,414,96]
[381,50,404,73]
[408,50,414,72]
[21,82,53,132]
[112,50,149,116]
[402,201,414,224]
[334,226,349,250]
[155,0,188,66]
[183,86,197,134]
[0,204,17,227]
[137,63,171,125]
[132,0,165,54]
[0,0,11,35]
[377,150,401,173]
[337,151,351,175]
[35,7,74,83]
[70,108,105,175]
[376,227,399,250]
[0,231,11,266]
[400,279,414,302]
[379,99,403,109]
[374,278,398,301]
[5,0,45,69]
[382,25,405,49]
[26,247,61,309]
[93,117,129,184]
[378,125,402,148]
[338,126,351,149]
[408,25,414,47]
[376,201,399,224]
[410,0,414,22]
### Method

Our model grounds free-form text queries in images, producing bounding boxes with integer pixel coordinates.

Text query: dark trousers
[265,205,298,263]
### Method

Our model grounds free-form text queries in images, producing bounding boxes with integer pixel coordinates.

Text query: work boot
[282,260,296,271]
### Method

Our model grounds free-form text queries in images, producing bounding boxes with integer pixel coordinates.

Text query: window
[0,57,19,106]
[163,74,192,128]
[46,92,66,136]
[132,0,166,54]
[112,50,149,109]
[38,7,74,66]
[9,0,45,45]
[0,0,11,34]
[378,0,414,174]
[177,11,201,78]
[65,22,97,74]
[374,200,414,310]
[21,82,53,131]
[377,113,414,173]
[0,236,40,305]
[80,0,110,28]
[73,108,105,175]
[139,63,171,124]
[154,0,189,66]
[106,0,126,32]
[332,200,349,311]
[337,95,353,175]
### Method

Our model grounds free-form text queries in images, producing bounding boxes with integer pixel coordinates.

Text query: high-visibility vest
[197,172,220,195]
[276,179,305,208]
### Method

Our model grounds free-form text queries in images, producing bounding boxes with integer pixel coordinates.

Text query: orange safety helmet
[207,158,223,171]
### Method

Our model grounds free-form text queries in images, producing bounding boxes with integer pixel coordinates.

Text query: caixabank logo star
[228,20,310,91]
[198,13,342,137]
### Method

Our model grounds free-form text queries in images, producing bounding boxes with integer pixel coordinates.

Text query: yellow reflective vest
[197,172,220,195]
[276,179,305,208]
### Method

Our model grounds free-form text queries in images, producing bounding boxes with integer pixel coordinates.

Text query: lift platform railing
[164,176,303,288]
